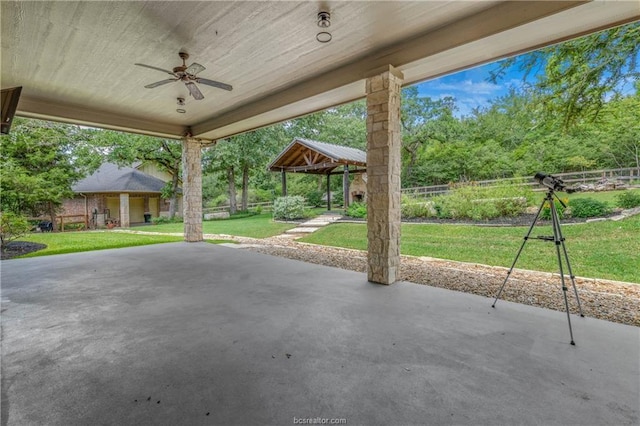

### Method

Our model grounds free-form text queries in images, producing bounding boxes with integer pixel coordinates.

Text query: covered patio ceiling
[2,1,639,142]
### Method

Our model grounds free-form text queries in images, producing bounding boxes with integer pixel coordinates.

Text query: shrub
[569,198,612,218]
[229,210,257,220]
[206,194,229,208]
[429,181,532,220]
[346,202,367,218]
[273,196,306,220]
[1,211,32,249]
[615,190,640,209]
[151,215,183,225]
[332,190,344,207]
[401,195,436,218]
[306,191,323,208]
[541,198,567,220]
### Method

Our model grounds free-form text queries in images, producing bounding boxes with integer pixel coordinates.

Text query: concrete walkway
[283,212,343,238]
[1,242,638,425]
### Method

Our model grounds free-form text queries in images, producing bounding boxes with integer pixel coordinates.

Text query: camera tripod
[492,188,584,345]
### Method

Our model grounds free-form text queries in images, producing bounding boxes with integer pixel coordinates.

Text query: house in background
[62,163,182,228]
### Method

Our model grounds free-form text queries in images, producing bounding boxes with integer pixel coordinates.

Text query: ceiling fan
[135,51,232,100]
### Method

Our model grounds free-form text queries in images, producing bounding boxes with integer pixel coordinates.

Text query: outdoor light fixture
[176,97,186,113]
[316,11,332,43]
[317,11,331,28]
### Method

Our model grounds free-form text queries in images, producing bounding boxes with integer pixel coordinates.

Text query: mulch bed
[1,241,47,260]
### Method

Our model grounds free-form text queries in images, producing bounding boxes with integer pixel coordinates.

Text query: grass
[16,232,184,258]
[138,213,297,239]
[299,215,640,283]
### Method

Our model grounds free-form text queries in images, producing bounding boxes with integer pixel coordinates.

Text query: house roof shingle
[72,163,168,193]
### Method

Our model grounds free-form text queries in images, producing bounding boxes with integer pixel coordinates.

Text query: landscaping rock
[204,212,230,220]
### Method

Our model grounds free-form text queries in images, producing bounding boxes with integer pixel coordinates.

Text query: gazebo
[268,138,366,209]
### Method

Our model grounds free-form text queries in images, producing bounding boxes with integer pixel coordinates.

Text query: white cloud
[422,79,501,96]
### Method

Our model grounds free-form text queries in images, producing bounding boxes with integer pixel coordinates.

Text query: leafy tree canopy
[490,22,640,129]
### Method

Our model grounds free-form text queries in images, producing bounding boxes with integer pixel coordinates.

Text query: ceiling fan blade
[144,78,178,89]
[185,82,204,100]
[185,62,206,75]
[134,63,176,75]
[196,78,233,91]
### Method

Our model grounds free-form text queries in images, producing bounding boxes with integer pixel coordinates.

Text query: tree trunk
[227,166,237,215]
[48,202,57,232]
[403,144,418,185]
[241,163,249,211]
[168,170,180,219]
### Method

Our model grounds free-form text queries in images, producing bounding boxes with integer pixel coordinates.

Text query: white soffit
[2,1,638,141]
[196,0,640,141]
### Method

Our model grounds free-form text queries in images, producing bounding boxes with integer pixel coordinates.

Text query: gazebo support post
[343,165,350,209]
[366,65,403,285]
[182,136,203,242]
[326,173,331,211]
[281,169,287,196]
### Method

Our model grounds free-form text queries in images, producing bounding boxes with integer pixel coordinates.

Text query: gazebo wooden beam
[277,162,342,173]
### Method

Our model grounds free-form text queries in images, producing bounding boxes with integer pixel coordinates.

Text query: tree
[400,86,460,186]
[203,125,285,214]
[93,132,182,218]
[490,22,640,129]
[0,118,99,226]
[587,93,640,172]
[0,211,31,250]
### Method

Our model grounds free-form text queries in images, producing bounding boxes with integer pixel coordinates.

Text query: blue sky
[415,61,530,117]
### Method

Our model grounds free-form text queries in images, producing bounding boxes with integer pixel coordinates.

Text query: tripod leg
[551,200,576,345]
[492,197,547,308]
[557,227,584,317]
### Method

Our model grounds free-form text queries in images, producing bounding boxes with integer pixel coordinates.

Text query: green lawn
[300,215,640,283]
[17,232,184,258]
[138,213,297,239]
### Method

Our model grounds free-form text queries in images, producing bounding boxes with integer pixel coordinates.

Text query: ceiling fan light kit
[135,51,232,103]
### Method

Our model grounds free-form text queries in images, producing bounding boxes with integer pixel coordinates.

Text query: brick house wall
[60,193,180,228]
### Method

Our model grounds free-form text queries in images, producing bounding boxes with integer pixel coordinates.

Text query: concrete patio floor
[1,242,638,426]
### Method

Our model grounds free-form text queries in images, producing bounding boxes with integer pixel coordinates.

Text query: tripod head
[535,172,566,191]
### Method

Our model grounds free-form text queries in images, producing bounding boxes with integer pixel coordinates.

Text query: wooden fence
[202,201,273,215]
[401,167,640,199]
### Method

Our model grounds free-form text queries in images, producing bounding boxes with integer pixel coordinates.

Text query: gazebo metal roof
[268,138,366,175]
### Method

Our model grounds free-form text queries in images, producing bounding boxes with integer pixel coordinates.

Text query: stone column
[182,137,203,242]
[365,65,403,285]
[119,193,130,228]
